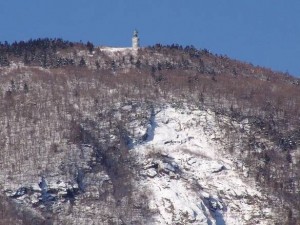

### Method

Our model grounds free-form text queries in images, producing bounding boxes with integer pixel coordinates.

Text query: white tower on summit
[132,29,139,49]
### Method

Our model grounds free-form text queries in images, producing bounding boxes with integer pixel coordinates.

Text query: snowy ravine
[132,105,274,225]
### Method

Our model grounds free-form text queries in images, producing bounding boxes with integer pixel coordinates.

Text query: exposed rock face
[132,106,275,225]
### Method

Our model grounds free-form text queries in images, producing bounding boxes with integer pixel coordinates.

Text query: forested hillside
[0,39,299,224]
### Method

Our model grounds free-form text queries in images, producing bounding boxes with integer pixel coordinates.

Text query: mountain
[0,39,299,225]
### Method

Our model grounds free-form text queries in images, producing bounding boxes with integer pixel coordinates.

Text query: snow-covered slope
[1,42,299,224]
[132,105,274,225]
[0,103,277,224]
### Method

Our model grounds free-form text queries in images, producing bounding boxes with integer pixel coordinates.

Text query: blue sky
[0,0,299,76]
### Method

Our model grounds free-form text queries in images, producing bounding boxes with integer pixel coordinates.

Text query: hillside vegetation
[0,39,299,224]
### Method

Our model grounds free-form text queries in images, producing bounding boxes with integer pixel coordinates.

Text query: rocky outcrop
[132,105,276,225]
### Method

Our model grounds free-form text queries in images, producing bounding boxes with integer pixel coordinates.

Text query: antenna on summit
[132,29,139,49]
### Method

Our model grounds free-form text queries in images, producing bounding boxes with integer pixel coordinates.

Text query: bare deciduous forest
[0,39,299,224]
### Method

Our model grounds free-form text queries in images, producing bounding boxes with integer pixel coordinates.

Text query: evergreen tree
[79,57,86,67]
[87,41,94,54]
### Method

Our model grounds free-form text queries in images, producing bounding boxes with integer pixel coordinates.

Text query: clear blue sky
[0,0,299,76]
